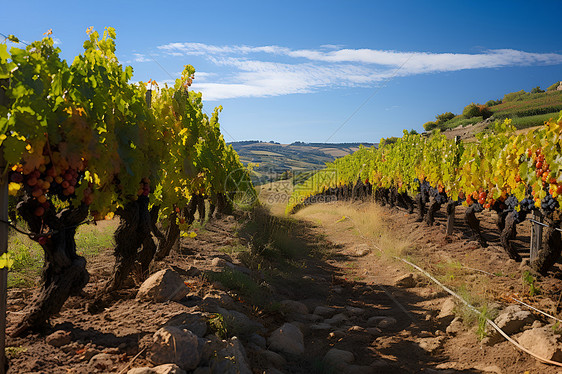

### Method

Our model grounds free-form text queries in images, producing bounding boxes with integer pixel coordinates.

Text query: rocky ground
[4,201,562,373]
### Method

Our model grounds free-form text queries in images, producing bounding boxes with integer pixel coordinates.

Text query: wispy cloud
[156,42,562,100]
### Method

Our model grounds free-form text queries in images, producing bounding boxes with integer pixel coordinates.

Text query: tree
[435,112,455,124]
[423,121,437,131]
[531,86,545,94]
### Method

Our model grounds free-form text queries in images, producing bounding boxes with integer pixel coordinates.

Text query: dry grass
[294,202,413,261]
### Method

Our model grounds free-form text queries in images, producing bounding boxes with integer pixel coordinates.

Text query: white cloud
[157,42,562,101]
[133,53,151,63]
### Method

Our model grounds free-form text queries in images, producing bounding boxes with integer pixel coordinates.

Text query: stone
[484,305,534,345]
[417,336,445,354]
[351,244,371,257]
[211,337,252,374]
[280,300,309,315]
[344,365,376,374]
[202,291,234,308]
[313,306,337,317]
[137,269,188,302]
[378,317,397,329]
[395,273,416,288]
[324,348,354,371]
[211,257,227,267]
[88,353,114,371]
[446,317,464,336]
[366,327,382,336]
[324,313,348,325]
[517,327,562,362]
[268,323,305,355]
[345,306,365,315]
[150,326,201,370]
[248,333,266,349]
[217,307,264,336]
[153,364,187,374]
[46,330,72,347]
[261,350,286,368]
[164,312,208,338]
[310,323,331,331]
[127,368,154,374]
[436,298,457,325]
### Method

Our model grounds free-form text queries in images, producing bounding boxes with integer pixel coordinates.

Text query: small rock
[324,313,348,325]
[517,327,562,362]
[248,333,266,349]
[472,364,502,374]
[310,323,331,331]
[352,244,371,257]
[268,323,304,355]
[217,307,264,336]
[484,305,534,345]
[345,306,365,315]
[437,298,457,325]
[150,327,201,370]
[344,365,376,374]
[137,269,188,303]
[395,273,416,288]
[280,300,309,315]
[446,317,464,336]
[164,312,208,338]
[46,330,72,347]
[211,337,252,374]
[202,291,234,308]
[153,364,187,374]
[324,348,354,371]
[261,350,286,368]
[417,336,445,354]
[519,258,530,270]
[127,368,155,374]
[313,306,337,317]
[332,286,343,294]
[88,353,114,371]
[378,317,397,329]
[366,327,382,336]
[211,257,227,267]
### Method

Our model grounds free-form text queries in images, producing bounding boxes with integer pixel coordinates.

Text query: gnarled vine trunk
[12,198,89,337]
[415,193,426,222]
[465,204,487,247]
[500,210,521,261]
[425,197,441,226]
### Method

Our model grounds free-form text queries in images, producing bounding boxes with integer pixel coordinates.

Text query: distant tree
[380,137,399,147]
[423,121,438,131]
[435,112,455,124]
[463,103,492,120]
[485,99,502,107]
[547,81,561,91]
[409,129,418,135]
[503,89,527,102]
[462,103,481,118]
[531,86,545,94]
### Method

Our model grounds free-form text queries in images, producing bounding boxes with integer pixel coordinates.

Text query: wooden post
[530,210,542,263]
[0,78,9,374]
[145,89,152,108]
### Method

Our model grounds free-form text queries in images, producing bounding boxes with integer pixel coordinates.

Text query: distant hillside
[230,141,376,185]
[423,82,562,140]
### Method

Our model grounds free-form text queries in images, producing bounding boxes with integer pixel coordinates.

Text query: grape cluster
[504,195,519,210]
[519,197,536,212]
[541,193,559,214]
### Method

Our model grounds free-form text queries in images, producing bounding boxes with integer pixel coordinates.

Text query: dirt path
[292,201,562,374]
[4,201,562,373]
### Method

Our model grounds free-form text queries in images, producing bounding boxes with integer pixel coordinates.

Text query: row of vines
[0,28,255,336]
[288,114,562,274]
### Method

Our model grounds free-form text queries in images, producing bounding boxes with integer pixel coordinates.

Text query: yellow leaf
[0,253,13,269]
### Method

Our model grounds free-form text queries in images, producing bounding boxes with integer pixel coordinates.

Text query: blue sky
[2,0,562,143]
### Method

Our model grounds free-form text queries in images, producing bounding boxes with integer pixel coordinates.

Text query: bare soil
[4,200,562,373]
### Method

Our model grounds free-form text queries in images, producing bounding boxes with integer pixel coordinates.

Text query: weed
[522,271,540,296]
[5,346,27,359]
[208,313,228,339]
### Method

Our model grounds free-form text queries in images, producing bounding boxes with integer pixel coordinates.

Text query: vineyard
[0,26,255,354]
[288,114,562,275]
